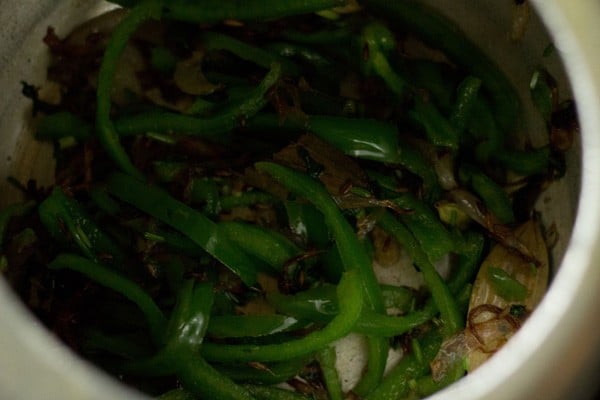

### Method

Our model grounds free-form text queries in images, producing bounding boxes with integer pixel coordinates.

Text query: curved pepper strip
[268,283,415,321]
[38,187,125,266]
[352,236,481,337]
[450,76,482,136]
[247,114,401,164]
[220,191,277,211]
[256,161,387,393]
[281,24,354,45]
[114,63,281,137]
[256,162,384,310]
[496,147,551,176]
[48,253,167,344]
[459,164,515,224]
[109,0,347,24]
[391,194,455,263]
[247,114,442,201]
[362,0,520,134]
[266,42,334,70]
[123,280,214,376]
[201,270,363,363]
[106,172,263,286]
[201,32,300,76]
[126,281,257,400]
[244,385,313,400]
[215,358,309,385]
[35,111,92,141]
[365,330,443,400]
[359,22,407,98]
[409,96,460,150]
[377,211,463,336]
[407,59,456,112]
[308,116,401,164]
[207,314,303,338]
[96,0,162,179]
[317,346,344,400]
[219,221,303,273]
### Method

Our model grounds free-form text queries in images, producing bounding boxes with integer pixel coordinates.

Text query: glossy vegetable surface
[1,1,572,399]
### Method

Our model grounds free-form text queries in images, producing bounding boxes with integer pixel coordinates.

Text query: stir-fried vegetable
[3,1,576,399]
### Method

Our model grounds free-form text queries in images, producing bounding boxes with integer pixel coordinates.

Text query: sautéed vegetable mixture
[2,0,577,399]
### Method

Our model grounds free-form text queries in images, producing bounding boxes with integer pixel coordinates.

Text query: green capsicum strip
[396,141,442,202]
[363,0,520,134]
[365,330,443,400]
[450,76,482,136]
[282,25,354,45]
[220,191,277,211]
[407,59,456,112]
[285,200,331,247]
[486,267,528,302]
[266,42,334,71]
[38,187,125,266]
[127,281,257,400]
[144,231,203,259]
[82,330,152,361]
[459,164,515,224]
[352,336,388,396]
[201,32,300,76]
[256,161,387,391]
[266,283,435,338]
[124,280,214,375]
[309,116,401,163]
[391,193,455,262]
[215,358,309,385]
[255,162,384,310]
[414,357,467,398]
[448,231,485,293]
[106,172,262,286]
[151,161,186,183]
[360,22,408,98]
[219,221,303,273]
[270,283,415,321]
[410,96,460,150]
[190,178,221,217]
[345,236,481,337]
[377,211,463,335]
[35,111,92,141]
[88,185,122,216]
[243,385,312,400]
[96,0,162,178]
[109,0,348,24]
[267,284,338,323]
[114,63,281,137]
[247,114,401,164]
[207,314,303,338]
[201,270,363,363]
[178,357,257,400]
[468,97,504,163]
[317,346,344,400]
[530,68,554,123]
[48,253,167,344]
[496,147,551,176]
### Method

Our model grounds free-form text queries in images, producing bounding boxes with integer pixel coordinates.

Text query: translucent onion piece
[431,220,548,379]
[173,51,221,96]
[466,219,548,370]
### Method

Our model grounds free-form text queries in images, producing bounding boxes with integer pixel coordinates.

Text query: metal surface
[0,1,597,399]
